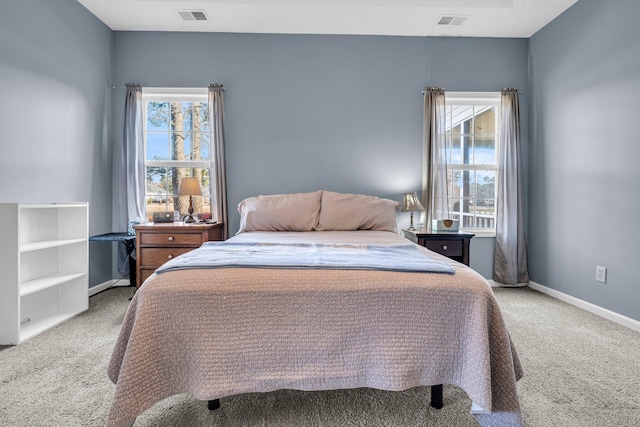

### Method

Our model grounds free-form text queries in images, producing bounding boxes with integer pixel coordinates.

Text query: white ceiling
[77,0,579,38]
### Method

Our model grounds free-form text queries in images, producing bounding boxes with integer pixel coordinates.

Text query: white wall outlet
[596,266,607,283]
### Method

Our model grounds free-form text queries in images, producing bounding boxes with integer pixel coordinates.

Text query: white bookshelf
[0,203,88,345]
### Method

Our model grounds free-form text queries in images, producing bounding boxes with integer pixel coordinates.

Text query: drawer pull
[442,245,448,251]
[167,254,173,259]
[168,236,174,241]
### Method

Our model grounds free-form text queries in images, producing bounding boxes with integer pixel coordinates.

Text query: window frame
[445,92,501,236]
[141,87,212,221]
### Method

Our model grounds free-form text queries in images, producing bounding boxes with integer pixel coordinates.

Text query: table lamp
[401,192,425,231]
[178,177,202,223]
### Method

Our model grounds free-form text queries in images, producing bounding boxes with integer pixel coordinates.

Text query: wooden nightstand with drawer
[403,229,475,266]
[134,222,224,288]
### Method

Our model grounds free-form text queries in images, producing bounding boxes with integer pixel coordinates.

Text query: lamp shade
[401,192,425,212]
[178,177,202,196]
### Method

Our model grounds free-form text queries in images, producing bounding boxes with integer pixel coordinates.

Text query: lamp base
[182,214,197,223]
[182,195,197,223]
[407,211,416,231]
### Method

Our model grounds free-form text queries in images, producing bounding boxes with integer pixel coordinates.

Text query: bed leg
[208,399,220,410]
[430,384,443,409]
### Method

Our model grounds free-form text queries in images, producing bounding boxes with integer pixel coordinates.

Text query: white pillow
[316,191,399,232]
[237,191,322,234]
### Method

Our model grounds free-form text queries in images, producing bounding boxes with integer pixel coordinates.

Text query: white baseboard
[111,278,133,287]
[88,279,132,297]
[88,280,117,296]
[528,281,640,333]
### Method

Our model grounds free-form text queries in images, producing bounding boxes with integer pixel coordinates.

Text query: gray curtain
[118,83,146,276]
[208,84,229,239]
[493,88,529,285]
[421,87,449,226]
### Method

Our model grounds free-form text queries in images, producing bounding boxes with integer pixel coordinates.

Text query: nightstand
[403,229,475,266]
[134,222,224,288]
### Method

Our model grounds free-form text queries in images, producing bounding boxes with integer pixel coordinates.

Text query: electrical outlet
[596,266,607,283]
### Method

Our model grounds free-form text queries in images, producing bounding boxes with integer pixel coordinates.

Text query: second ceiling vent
[176,10,208,21]
[437,15,468,26]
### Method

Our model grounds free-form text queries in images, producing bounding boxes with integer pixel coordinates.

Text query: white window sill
[461,230,496,238]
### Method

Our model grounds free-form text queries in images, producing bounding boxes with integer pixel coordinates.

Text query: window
[142,88,212,222]
[444,92,501,231]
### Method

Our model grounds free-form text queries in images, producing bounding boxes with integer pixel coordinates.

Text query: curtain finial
[422,86,445,95]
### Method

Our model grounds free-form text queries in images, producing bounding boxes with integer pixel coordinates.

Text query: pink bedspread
[107,231,522,426]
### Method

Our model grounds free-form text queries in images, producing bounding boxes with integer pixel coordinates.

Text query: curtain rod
[420,88,522,94]
[111,85,225,90]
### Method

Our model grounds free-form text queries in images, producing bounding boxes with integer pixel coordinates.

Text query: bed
[107,190,523,426]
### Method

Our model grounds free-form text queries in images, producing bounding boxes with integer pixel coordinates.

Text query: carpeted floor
[1,286,639,426]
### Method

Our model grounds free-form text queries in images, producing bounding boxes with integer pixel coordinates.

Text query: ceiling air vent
[176,10,208,21]
[437,15,468,26]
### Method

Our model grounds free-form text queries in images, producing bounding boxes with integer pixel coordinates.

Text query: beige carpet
[1,286,639,426]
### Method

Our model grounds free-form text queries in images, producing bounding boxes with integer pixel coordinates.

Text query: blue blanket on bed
[155,242,455,275]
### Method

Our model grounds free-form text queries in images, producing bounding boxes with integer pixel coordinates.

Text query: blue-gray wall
[112,32,528,278]
[0,0,114,287]
[529,0,640,321]
[12,0,638,325]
